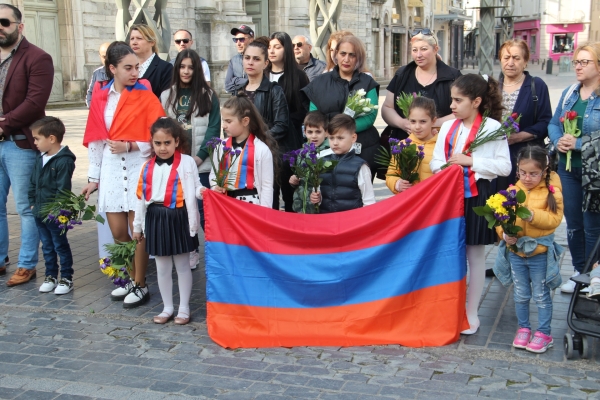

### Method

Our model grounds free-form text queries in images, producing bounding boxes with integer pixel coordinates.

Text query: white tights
[465,245,486,329]
[155,253,192,317]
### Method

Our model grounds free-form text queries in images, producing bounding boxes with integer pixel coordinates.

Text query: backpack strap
[530,75,538,122]
[562,83,579,110]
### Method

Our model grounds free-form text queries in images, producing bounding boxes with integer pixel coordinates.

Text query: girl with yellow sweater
[496,146,564,354]
[386,97,438,194]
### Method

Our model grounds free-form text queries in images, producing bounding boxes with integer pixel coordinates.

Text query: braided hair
[516,145,557,213]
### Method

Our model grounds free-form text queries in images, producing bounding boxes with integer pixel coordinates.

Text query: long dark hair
[150,117,191,156]
[451,74,504,121]
[105,41,135,80]
[267,32,305,111]
[166,49,212,119]
[516,145,557,213]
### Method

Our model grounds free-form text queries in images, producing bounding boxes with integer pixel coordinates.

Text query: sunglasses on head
[292,42,304,48]
[411,28,433,37]
[175,39,190,44]
[0,19,19,28]
[232,38,247,44]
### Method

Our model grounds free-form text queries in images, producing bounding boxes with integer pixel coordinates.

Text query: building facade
[433,0,468,69]
[10,0,443,103]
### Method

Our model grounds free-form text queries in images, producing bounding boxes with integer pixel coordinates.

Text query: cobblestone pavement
[2,80,600,399]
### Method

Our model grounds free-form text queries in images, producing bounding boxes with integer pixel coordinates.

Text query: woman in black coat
[130,24,173,99]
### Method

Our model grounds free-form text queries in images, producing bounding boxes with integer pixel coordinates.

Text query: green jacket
[28,146,76,218]
[292,139,333,214]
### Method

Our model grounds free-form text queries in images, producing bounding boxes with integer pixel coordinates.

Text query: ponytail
[544,170,558,214]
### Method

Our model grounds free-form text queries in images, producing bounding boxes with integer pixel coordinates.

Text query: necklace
[417,67,437,86]
[503,73,525,87]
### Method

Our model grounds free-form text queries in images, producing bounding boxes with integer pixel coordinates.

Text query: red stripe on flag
[207,279,469,348]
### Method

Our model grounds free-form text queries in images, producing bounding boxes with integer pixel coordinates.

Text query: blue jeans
[510,252,553,335]
[35,217,73,279]
[557,162,600,273]
[0,141,38,269]
[198,172,210,231]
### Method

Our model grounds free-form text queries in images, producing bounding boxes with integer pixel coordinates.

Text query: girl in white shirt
[210,93,276,208]
[132,118,204,325]
[430,74,511,336]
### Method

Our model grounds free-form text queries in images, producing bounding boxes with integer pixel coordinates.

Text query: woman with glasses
[267,32,310,212]
[381,30,461,141]
[548,42,600,293]
[129,24,173,98]
[302,35,380,180]
[496,40,552,189]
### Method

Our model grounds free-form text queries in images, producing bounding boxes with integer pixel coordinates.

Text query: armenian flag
[204,165,469,348]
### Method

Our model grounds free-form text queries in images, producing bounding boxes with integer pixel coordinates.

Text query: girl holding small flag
[430,74,511,335]
[211,93,276,208]
[132,118,204,325]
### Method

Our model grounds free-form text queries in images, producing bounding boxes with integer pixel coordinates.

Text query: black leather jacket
[236,76,290,151]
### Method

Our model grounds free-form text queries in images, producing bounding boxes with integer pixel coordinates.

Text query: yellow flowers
[486,194,509,216]
[57,215,69,224]
[100,265,119,277]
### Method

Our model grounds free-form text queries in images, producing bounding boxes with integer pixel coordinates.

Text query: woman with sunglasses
[129,24,173,99]
[302,35,380,180]
[381,30,461,141]
[548,42,600,294]
[267,32,310,212]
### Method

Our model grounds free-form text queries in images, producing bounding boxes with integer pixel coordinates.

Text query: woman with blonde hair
[129,24,173,98]
[324,30,354,72]
[302,35,380,180]
[549,42,600,293]
[381,30,461,141]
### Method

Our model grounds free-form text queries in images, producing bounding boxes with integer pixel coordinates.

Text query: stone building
[10,0,440,103]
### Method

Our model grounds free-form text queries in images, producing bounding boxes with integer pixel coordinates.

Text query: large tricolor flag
[204,165,469,348]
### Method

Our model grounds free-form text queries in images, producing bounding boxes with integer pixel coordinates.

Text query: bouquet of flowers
[440,112,521,170]
[375,137,425,184]
[344,89,378,118]
[39,190,105,235]
[207,137,242,189]
[283,143,337,213]
[396,92,421,118]
[99,240,137,288]
[473,186,532,252]
[560,110,581,171]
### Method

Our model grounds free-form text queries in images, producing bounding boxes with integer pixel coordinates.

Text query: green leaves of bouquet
[40,189,105,235]
[375,137,425,184]
[99,240,137,288]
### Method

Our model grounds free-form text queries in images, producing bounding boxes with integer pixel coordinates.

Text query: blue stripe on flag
[205,217,466,308]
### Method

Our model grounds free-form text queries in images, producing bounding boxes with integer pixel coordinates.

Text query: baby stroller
[564,235,600,359]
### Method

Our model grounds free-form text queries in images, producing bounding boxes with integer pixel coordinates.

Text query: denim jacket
[548,84,600,151]
[493,234,564,290]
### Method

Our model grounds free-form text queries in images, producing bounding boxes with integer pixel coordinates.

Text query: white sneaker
[110,281,134,301]
[189,250,200,270]
[39,276,57,293]
[560,271,580,294]
[54,278,73,295]
[123,284,149,309]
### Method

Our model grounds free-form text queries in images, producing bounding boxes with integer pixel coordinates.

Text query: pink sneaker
[526,331,553,353]
[512,328,531,349]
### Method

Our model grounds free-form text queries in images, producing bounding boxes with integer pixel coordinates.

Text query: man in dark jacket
[292,35,325,81]
[85,42,110,107]
[0,4,54,283]
[225,25,254,93]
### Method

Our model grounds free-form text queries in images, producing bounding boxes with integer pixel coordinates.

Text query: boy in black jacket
[28,117,76,294]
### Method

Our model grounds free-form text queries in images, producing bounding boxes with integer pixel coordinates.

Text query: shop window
[530,35,536,54]
[552,33,575,54]
[392,33,401,65]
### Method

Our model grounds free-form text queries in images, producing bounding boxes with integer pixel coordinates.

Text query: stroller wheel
[579,335,591,359]
[564,333,574,359]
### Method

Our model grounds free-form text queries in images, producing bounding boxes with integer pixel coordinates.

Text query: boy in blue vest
[310,114,376,213]
[27,117,76,294]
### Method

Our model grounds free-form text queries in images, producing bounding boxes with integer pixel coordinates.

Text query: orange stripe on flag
[207,280,469,348]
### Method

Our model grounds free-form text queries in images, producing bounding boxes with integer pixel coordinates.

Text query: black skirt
[145,203,199,257]
[464,179,497,246]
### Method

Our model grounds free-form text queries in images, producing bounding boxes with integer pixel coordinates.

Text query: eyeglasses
[292,42,304,48]
[571,59,597,67]
[232,38,247,44]
[0,19,19,28]
[518,170,543,178]
[174,39,190,45]
[411,28,433,37]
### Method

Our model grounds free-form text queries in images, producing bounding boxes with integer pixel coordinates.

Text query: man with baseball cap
[224,24,254,93]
